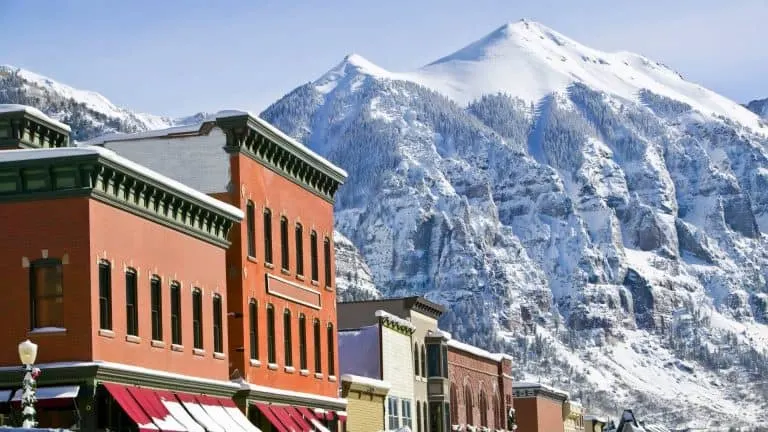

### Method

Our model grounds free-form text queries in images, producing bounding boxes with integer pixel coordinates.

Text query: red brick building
[87,110,348,430]
[0,105,247,430]
[512,382,570,432]
[442,336,515,431]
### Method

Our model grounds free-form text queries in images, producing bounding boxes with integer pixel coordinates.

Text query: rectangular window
[267,304,276,364]
[30,259,64,329]
[323,237,332,286]
[299,314,307,370]
[193,289,203,349]
[314,319,322,373]
[427,344,441,377]
[295,224,304,276]
[170,282,182,345]
[213,295,223,354]
[388,397,400,430]
[246,201,256,257]
[310,231,319,282]
[280,217,289,271]
[402,400,412,428]
[284,309,293,367]
[150,276,162,341]
[125,270,138,336]
[98,260,112,330]
[264,209,273,264]
[249,300,258,361]
[327,323,335,376]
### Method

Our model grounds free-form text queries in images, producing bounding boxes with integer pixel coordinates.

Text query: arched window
[192,288,203,349]
[493,393,501,429]
[327,323,335,376]
[310,231,319,281]
[298,314,307,370]
[313,319,322,373]
[213,294,223,354]
[98,260,112,330]
[280,217,290,271]
[249,299,258,361]
[450,385,459,425]
[283,309,293,366]
[246,200,255,257]
[266,304,276,363]
[479,389,488,426]
[416,401,422,432]
[263,208,273,264]
[464,385,473,425]
[323,236,332,286]
[414,343,420,376]
[421,345,427,378]
[295,223,304,276]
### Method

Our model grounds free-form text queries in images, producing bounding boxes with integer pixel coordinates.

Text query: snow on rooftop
[446,338,512,363]
[340,374,391,390]
[0,147,243,220]
[375,309,416,330]
[514,381,570,398]
[0,104,71,132]
[84,110,348,179]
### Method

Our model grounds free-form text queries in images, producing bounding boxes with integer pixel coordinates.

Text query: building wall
[0,197,93,366]
[513,396,565,432]
[343,390,386,432]
[382,325,415,430]
[229,153,339,398]
[408,311,438,432]
[447,349,507,429]
[89,199,230,380]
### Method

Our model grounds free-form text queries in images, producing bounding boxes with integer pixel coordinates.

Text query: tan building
[341,374,390,432]
[563,400,585,432]
[584,415,608,432]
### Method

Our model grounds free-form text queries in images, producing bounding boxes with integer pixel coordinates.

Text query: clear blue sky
[1,0,766,117]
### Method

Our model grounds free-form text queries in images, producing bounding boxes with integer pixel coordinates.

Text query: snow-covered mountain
[0,65,202,141]
[745,97,768,120]
[261,21,768,428]
[4,19,768,428]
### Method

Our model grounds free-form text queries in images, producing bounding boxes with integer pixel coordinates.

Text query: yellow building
[341,374,391,432]
[563,400,585,432]
[584,415,608,432]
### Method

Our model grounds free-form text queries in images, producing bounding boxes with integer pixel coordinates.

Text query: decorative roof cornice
[376,310,416,335]
[0,105,71,149]
[216,113,346,203]
[0,149,242,248]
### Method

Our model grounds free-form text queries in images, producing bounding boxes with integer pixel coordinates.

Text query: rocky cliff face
[745,97,768,120]
[261,22,768,427]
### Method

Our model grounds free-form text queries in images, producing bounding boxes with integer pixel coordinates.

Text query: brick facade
[513,383,569,432]
[447,346,513,430]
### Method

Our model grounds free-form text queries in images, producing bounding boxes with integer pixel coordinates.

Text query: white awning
[12,385,79,401]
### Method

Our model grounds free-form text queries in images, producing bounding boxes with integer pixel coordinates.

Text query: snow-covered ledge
[29,327,66,335]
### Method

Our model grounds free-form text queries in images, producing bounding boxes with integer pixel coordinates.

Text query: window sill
[310,280,319,287]
[171,344,184,352]
[325,285,334,292]
[314,373,324,379]
[151,340,165,349]
[264,262,275,269]
[295,274,305,281]
[267,363,278,371]
[98,329,115,338]
[280,268,291,276]
[28,327,67,336]
[250,359,262,367]
[213,352,225,360]
[328,375,337,382]
[125,335,141,344]
[300,369,310,376]
[193,348,206,357]
[285,366,296,373]
[247,256,258,264]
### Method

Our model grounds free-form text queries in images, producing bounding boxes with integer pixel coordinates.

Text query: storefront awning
[126,386,187,432]
[156,390,205,432]
[218,397,263,432]
[271,405,306,431]
[102,382,159,432]
[255,403,291,432]
[297,406,331,432]
[335,411,347,421]
[196,394,249,432]
[10,384,79,410]
[175,392,226,432]
[283,406,315,431]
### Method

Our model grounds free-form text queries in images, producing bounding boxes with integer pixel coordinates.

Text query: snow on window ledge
[328,375,337,382]
[150,340,165,349]
[285,366,296,373]
[171,344,184,352]
[29,327,66,335]
[98,329,115,338]
[300,369,310,376]
[267,363,279,371]
[314,372,324,379]
[125,335,141,344]
[193,349,206,357]
[213,352,226,360]
[250,359,262,367]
